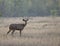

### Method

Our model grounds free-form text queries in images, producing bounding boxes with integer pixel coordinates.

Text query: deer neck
[24,22,27,26]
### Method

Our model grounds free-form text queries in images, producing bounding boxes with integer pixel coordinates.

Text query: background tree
[0,0,60,17]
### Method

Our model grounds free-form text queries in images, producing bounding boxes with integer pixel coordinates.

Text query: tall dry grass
[0,17,60,46]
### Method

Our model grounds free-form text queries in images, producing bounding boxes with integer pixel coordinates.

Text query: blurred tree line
[0,0,60,17]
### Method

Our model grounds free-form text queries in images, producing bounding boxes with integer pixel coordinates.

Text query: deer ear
[27,19,29,21]
[23,19,25,21]
[23,19,29,21]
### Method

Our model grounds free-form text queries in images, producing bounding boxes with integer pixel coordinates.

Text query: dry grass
[0,17,60,46]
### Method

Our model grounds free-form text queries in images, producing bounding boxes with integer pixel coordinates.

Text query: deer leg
[11,30,15,36]
[7,29,11,35]
[20,30,22,37]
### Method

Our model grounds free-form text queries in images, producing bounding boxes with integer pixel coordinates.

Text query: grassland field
[0,17,60,46]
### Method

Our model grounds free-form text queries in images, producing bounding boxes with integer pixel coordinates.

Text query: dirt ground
[0,17,60,46]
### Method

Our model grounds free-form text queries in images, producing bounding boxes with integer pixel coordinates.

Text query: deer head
[23,19,29,25]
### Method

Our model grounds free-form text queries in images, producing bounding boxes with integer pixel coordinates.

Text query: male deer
[7,19,28,37]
